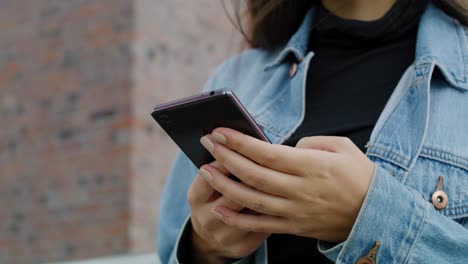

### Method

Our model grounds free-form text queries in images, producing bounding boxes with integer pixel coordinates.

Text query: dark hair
[226,0,468,50]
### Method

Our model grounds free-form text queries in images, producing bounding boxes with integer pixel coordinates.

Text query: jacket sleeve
[156,152,198,264]
[318,165,468,263]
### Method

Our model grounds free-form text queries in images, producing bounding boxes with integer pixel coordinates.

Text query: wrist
[190,225,226,264]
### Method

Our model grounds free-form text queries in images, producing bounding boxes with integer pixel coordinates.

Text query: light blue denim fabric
[157,3,468,263]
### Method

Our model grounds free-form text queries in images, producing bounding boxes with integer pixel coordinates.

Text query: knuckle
[230,138,244,152]
[245,172,266,188]
[248,199,266,212]
[187,185,198,207]
[328,158,342,176]
[296,137,310,148]
[260,150,278,166]
[319,168,332,180]
[276,202,292,217]
[338,136,352,146]
[315,156,333,178]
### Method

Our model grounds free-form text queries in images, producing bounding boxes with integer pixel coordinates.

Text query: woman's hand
[199,128,375,243]
[187,161,270,264]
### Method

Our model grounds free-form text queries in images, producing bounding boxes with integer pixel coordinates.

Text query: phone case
[151,89,269,168]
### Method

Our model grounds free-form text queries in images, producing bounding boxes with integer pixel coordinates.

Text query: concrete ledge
[48,254,160,264]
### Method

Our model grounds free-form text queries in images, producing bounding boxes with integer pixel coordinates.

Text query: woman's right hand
[187,161,269,264]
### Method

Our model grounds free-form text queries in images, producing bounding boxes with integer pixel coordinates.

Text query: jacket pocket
[409,146,468,222]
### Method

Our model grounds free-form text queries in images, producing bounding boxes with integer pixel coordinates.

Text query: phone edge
[225,91,271,143]
[151,88,229,113]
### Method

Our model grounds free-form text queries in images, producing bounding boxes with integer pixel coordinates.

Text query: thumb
[187,160,232,206]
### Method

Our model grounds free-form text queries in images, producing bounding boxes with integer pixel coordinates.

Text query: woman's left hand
[199,127,375,243]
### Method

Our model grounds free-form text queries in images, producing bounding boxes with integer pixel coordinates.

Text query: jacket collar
[264,3,468,90]
[414,3,468,90]
[263,9,315,71]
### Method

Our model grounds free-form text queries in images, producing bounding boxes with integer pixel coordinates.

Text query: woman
[157,0,468,263]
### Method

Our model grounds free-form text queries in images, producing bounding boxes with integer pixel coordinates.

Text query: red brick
[0,0,239,262]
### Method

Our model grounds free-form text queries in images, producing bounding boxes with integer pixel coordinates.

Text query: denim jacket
[157,3,468,263]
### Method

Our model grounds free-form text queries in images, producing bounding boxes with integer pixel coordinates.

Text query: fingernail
[200,136,214,152]
[211,209,224,221]
[199,168,213,182]
[211,132,227,144]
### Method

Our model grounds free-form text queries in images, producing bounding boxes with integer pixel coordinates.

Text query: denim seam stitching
[404,201,429,264]
[418,153,468,172]
[370,65,418,143]
[423,146,468,162]
[366,144,410,162]
[420,146,468,170]
[372,63,431,160]
[367,152,409,172]
[453,19,467,84]
[253,83,289,118]
[255,120,284,138]
[404,62,434,185]
[367,154,410,173]
[442,206,468,219]
[253,87,291,137]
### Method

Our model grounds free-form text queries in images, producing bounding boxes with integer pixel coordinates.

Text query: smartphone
[151,88,270,168]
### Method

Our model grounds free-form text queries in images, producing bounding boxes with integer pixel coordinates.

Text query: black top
[268,0,428,263]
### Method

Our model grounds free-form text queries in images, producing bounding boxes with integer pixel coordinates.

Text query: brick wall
[130,0,242,252]
[0,0,240,263]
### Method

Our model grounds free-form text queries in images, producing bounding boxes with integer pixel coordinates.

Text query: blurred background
[0,0,241,263]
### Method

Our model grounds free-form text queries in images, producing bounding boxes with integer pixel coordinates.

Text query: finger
[203,136,301,197]
[207,128,314,175]
[214,195,244,212]
[212,206,294,234]
[187,173,217,205]
[201,165,291,216]
[209,160,230,175]
[296,136,355,153]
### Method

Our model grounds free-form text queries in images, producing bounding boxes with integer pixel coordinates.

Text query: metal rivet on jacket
[356,241,380,264]
[432,176,448,210]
